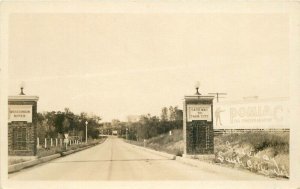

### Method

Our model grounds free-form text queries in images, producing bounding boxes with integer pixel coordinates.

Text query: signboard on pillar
[8,105,33,123]
[8,95,39,156]
[187,104,212,122]
[183,95,214,155]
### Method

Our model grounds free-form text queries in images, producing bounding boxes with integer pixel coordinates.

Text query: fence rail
[37,137,83,149]
[214,128,290,135]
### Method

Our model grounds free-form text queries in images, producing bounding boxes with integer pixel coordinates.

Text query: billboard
[213,98,289,129]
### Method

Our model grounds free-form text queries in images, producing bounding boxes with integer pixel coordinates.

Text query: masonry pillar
[8,92,39,156]
[183,87,214,159]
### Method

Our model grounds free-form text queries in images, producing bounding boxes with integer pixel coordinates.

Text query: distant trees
[122,106,184,141]
[47,105,184,142]
[160,106,183,122]
[160,107,168,121]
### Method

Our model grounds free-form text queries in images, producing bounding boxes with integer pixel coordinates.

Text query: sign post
[183,85,214,159]
[64,133,69,150]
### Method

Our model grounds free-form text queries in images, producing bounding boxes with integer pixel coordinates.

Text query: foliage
[160,107,168,121]
[127,115,182,141]
[126,129,184,156]
[127,106,183,141]
[37,108,102,141]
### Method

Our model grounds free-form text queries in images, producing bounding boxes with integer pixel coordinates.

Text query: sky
[8,13,289,121]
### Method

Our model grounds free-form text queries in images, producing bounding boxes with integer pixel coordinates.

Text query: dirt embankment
[127,130,289,179]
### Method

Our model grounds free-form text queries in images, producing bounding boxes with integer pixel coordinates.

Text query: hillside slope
[126,129,289,178]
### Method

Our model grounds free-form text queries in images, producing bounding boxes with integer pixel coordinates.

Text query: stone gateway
[183,95,214,156]
[8,95,39,156]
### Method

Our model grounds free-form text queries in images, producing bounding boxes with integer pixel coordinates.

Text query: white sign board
[8,105,32,123]
[213,98,289,129]
[187,104,212,122]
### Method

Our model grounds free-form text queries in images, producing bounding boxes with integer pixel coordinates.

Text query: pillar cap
[8,95,39,102]
[184,95,214,99]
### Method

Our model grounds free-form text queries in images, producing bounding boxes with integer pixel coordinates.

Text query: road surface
[9,137,270,180]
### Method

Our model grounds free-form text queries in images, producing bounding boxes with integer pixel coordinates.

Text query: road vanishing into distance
[9,137,270,180]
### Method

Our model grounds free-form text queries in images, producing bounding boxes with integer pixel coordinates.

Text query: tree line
[36,105,183,142]
[36,108,101,141]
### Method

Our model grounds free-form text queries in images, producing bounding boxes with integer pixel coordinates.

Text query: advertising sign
[8,105,32,123]
[213,98,289,129]
[187,104,212,122]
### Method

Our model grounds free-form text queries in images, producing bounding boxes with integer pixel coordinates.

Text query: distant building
[176,109,183,121]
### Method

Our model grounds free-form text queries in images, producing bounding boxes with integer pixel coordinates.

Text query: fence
[214,128,290,136]
[37,137,83,149]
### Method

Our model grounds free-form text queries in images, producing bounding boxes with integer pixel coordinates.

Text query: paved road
[9,137,270,180]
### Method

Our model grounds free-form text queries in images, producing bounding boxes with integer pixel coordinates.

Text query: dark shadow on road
[49,159,174,163]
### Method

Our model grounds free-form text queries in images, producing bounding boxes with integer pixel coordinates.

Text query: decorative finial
[194,81,201,95]
[19,82,25,95]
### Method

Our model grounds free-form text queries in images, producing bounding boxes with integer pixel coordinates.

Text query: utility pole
[208,92,227,102]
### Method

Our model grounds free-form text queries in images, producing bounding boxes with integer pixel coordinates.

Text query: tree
[169,106,175,121]
[62,117,70,133]
[161,107,168,121]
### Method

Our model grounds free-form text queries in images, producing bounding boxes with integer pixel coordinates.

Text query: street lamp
[19,82,26,95]
[85,121,88,143]
[194,81,201,95]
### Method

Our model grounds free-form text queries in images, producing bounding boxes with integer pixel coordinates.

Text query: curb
[8,154,60,173]
[61,150,75,156]
[8,141,104,174]
[61,145,91,156]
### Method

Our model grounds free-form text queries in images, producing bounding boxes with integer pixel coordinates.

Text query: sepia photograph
[1,1,300,189]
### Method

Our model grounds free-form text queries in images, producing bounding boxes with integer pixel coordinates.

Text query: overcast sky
[8,13,289,121]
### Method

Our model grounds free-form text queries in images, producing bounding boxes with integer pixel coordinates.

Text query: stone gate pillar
[183,91,214,158]
[8,91,39,156]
